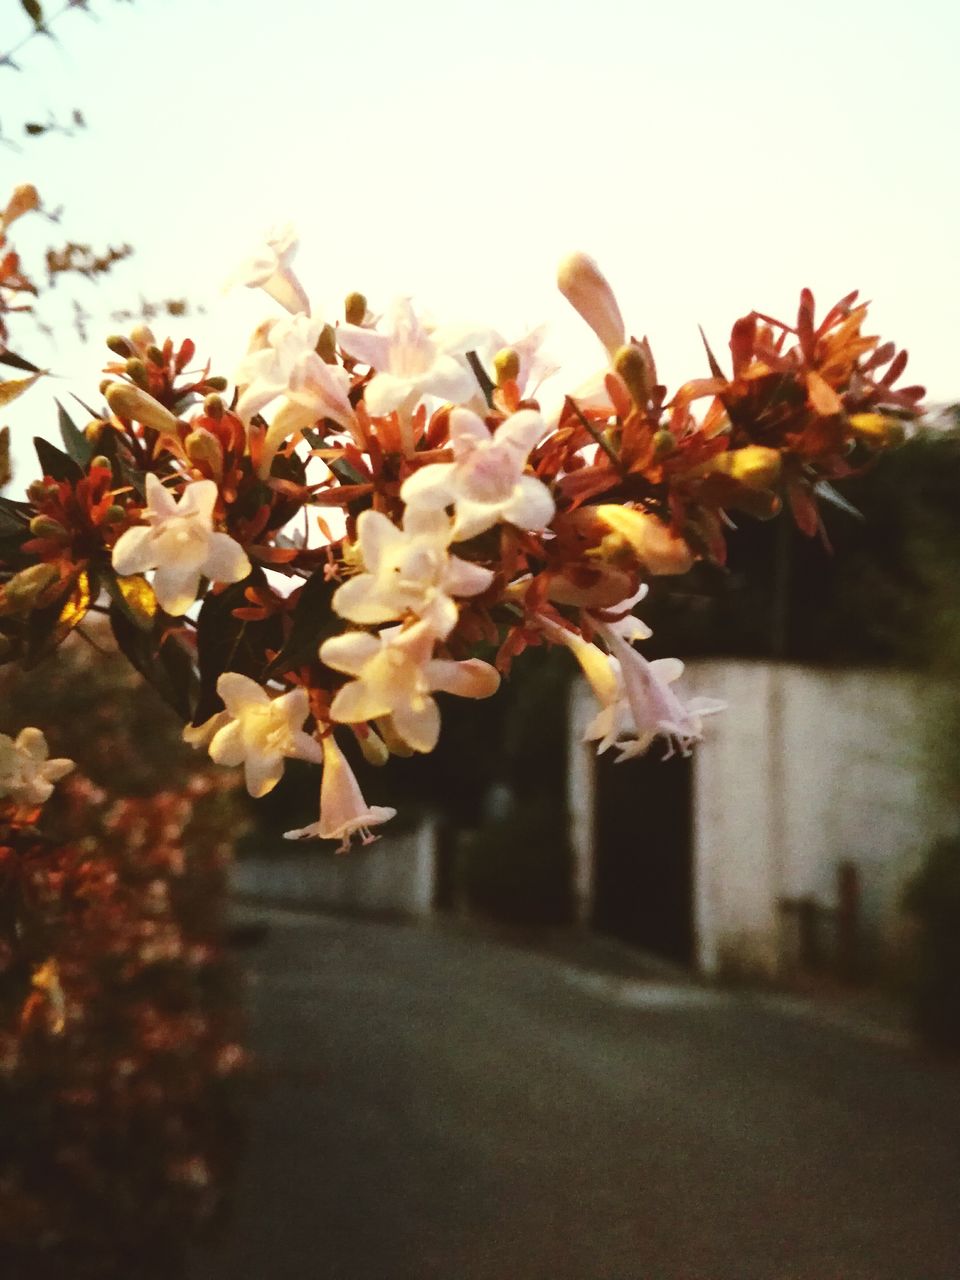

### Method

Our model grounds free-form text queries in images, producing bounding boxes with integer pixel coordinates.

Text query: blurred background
[2,2,960,1277]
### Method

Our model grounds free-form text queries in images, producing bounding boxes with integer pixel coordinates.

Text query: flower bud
[316,324,338,365]
[29,515,67,539]
[124,358,150,389]
[205,375,228,392]
[847,412,906,450]
[27,480,55,503]
[85,420,107,445]
[146,344,165,367]
[344,292,368,325]
[493,347,520,386]
[90,455,112,471]
[130,324,156,351]
[1,183,40,229]
[105,383,181,436]
[203,393,224,420]
[594,505,694,575]
[185,428,223,475]
[106,334,134,358]
[3,563,59,611]
[557,251,626,356]
[355,726,390,767]
[103,504,127,523]
[712,445,781,491]
[652,429,675,457]
[613,343,652,408]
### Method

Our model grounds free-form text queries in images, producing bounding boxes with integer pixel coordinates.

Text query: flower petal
[320,631,382,676]
[356,510,405,571]
[392,697,441,753]
[244,750,285,799]
[145,472,179,519]
[209,720,246,767]
[400,462,457,511]
[500,474,555,532]
[112,525,157,576]
[442,556,494,598]
[332,575,401,625]
[152,564,202,616]
[336,324,391,369]
[424,657,500,699]
[364,372,412,417]
[329,680,393,724]
[203,532,251,585]
[217,672,270,716]
[178,479,218,522]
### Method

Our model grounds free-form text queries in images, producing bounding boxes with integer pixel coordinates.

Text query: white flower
[556,251,626,357]
[197,673,323,798]
[320,619,500,753]
[587,621,724,761]
[337,297,480,417]
[332,508,493,638]
[112,475,251,616]
[283,732,396,851]
[400,406,555,541]
[225,223,310,315]
[235,313,358,474]
[0,728,74,807]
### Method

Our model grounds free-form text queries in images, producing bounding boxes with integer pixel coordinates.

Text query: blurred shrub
[902,836,960,1050]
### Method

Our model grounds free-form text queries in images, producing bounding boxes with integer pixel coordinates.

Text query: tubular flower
[332,507,494,637]
[337,297,479,417]
[112,475,251,616]
[283,732,396,851]
[400,407,555,541]
[556,251,626,357]
[226,223,310,315]
[202,673,324,798]
[0,727,74,807]
[588,621,724,761]
[320,619,500,753]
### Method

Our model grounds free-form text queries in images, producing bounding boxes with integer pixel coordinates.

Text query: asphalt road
[191,908,960,1280]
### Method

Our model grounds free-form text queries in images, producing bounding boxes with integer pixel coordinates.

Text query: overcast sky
[3,0,958,470]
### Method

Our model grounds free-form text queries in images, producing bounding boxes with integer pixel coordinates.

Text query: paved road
[192,908,960,1280]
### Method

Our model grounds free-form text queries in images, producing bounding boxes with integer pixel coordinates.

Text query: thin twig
[564,395,626,474]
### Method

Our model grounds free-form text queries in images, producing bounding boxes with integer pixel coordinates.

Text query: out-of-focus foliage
[903,834,960,1051]
[0,631,249,1279]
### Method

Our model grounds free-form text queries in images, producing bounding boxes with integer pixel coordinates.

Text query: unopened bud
[203,393,224,420]
[493,348,520,386]
[90,455,111,471]
[847,412,906,450]
[146,344,165,366]
[105,383,181,436]
[130,324,156,350]
[27,479,53,503]
[355,727,390,767]
[316,324,337,365]
[344,291,368,325]
[125,358,149,389]
[713,445,782,491]
[594,504,694,575]
[3,562,59,610]
[85,420,106,444]
[106,334,134,358]
[613,344,652,408]
[205,375,228,392]
[103,504,127,523]
[557,251,626,356]
[29,515,67,539]
[652,429,675,457]
[185,428,223,474]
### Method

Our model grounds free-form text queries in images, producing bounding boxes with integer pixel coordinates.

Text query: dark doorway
[592,749,694,965]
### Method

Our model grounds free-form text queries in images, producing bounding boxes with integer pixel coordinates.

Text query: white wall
[683,661,956,979]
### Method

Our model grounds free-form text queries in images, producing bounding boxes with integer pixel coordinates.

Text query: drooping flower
[283,732,396,851]
[587,621,724,760]
[320,619,500,753]
[400,406,555,541]
[337,297,480,417]
[112,474,251,616]
[332,507,494,637]
[197,673,323,798]
[225,223,310,315]
[0,727,74,807]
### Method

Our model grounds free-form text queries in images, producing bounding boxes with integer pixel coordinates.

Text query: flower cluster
[0,232,924,848]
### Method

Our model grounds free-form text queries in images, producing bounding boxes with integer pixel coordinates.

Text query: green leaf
[263,570,338,680]
[34,436,82,483]
[194,571,283,724]
[109,605,195,721]
[56,399,93,467]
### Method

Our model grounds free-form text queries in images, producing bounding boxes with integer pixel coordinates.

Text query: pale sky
[3,0,959,471]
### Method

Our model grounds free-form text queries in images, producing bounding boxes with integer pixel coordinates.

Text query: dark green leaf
[109,605,195,721]
[263,570,338,680]
[56,399,93,467]
[194,570,284,724]
[33,436,82,483]
[0,350,41,374]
